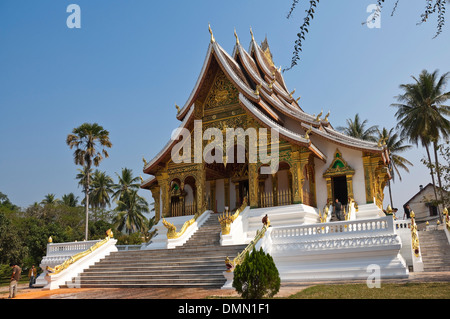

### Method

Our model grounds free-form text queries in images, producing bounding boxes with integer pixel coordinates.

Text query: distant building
[403,183,445,228]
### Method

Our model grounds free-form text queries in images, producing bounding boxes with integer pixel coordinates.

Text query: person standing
[28,265,37,288]
[334,198,342,221]
[403,204,411,219]
[9,263,22,299]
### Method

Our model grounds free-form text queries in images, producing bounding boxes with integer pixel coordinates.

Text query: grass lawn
[287,282,450,299]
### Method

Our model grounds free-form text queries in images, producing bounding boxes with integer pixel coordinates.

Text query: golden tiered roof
[141,26,387,185]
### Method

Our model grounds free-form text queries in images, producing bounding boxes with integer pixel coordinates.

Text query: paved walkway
[1,271,449,299]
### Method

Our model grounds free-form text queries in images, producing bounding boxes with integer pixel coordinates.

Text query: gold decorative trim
[410,211,420,257]
[225,215,270,271]
[162,216,196,239]
[47,229,114,276]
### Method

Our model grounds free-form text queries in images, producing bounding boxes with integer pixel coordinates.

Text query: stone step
[66,214,246,289]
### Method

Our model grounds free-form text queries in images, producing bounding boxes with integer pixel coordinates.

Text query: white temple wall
[184,184,194,204]
[310,136,366,209]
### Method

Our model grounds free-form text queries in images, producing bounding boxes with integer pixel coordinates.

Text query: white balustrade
[270,216,393,243]
[47,240,101,256]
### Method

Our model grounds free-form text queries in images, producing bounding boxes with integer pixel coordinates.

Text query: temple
[39,28,441,290]
[141,27,390,221]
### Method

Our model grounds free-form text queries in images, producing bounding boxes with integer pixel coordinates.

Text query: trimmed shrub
[232,247,280,299]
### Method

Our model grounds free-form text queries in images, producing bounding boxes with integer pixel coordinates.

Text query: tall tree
[112,168,141,202]
[66,123,112,240]
[90,170,114,210]
[377,127,413,207]
[391,69,450,221]
[62,193,79,207]
[114,189,149,234]
[337,113,378,142]
[41,193,60,206]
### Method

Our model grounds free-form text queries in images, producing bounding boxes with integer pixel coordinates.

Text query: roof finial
[175,104,181,114]
[250,27,254,41]
[316,110,323,122]
[234,28,240,45]
[208,23,215,43]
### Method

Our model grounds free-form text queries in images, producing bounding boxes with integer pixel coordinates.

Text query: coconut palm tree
[90,170,114,215]
[391,69,450,220]
[114,189,149,234]
[377,127,413,207]
[66,123,112,240]
[337,113,378,142]
[112,168,141,202]
[61,193,79,207]
[41,193,61,206]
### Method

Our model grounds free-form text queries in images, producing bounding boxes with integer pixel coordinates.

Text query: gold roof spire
[234,28,240,45]
[208,23,215,43]
[250,27,255,41]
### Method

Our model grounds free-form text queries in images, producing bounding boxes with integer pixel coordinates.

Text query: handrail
[444,208,449,231]
[218,196,248,235]
[46,229,114,275]
[410,210,420,257]
[162,217,196,239]
[225,215,270,271]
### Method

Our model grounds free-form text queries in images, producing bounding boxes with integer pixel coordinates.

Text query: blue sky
[0,0,449,212]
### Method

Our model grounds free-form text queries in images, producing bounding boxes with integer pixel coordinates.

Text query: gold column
[290,149,302,204]
[249,162,258,208]
[195,163,206,216]
[157,172,170,218]
[150,186,161,223]
[325,177,333,205]
[362,153,376,204]
[299,151,311,204]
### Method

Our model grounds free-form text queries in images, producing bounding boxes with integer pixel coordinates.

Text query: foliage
[114,189,149,235]
[337,113,378,142]
[66,122,112,240]
[286,1,447,70]
[232,248,280,299]
[392,69,450,217]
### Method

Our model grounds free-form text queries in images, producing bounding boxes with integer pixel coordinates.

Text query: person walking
[28,265,37,288]
[8,263,22,299]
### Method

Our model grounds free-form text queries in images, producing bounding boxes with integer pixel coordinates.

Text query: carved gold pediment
[323,149,355,178]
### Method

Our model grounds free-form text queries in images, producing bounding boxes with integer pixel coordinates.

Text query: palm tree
[112,168,141,202]
[66,123,112,240]
[90,170,114,217]
[337,113,378,142]
[391,69,450,220]
[41,193,61,206]
[61,193,79,207]
[377,127,414,207]
[114,189,149,234]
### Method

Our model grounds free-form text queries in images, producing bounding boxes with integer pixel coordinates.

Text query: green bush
[232,247,280,299]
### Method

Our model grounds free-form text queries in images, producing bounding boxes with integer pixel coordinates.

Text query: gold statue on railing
[218,196,248,235]
[410,211,420,257]
[162,218,195,239]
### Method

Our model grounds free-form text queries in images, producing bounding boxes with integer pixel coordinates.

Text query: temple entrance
[332,175,348,206]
